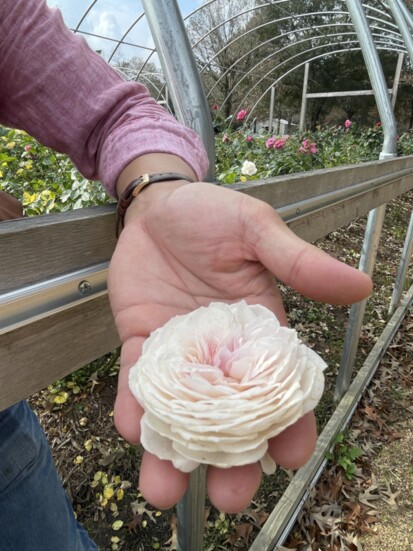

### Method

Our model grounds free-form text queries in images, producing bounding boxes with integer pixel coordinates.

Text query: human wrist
[115,155,197,236]
[124,179,190,223]
[115,154,197,198]
[121,175,193,229]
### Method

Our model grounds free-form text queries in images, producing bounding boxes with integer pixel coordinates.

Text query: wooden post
[299,62,310,130]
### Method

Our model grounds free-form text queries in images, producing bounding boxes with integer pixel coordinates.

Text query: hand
[108,181,372,513]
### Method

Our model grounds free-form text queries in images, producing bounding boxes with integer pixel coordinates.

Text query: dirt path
[361,422,413,550]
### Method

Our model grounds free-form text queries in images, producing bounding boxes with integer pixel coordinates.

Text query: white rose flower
[129,301,326,474]
[241,160,257,176]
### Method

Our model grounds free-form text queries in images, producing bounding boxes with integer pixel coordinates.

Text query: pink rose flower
[344,119,352,128]
[274,138,286,150]
[246,135,254,143]
[309,142,318,154]
[24,145,32,151]
[129,301,326,474]
[265,137,276,149]
[212,104,219,110]
[236,109,248,121]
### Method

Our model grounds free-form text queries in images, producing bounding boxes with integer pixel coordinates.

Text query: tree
[186,0,260,118]
[185,0,410,128]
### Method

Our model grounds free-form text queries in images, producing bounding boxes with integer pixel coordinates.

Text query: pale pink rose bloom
[246,135,254,142]
[265,137,276,148]
[236,109,248,121]
[344,119,352,128]
[310,142,318,154]
[301,139,309,148]
[129,301,326,474]
[24,145,32,151]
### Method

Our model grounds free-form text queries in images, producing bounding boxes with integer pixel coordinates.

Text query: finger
[139,452,189,510]
[207,463,262,513]
[251,207,372,304]
[268,412,317,470]
[114,336,145,443]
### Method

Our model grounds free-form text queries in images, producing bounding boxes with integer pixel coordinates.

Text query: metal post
[336,0,398,401]
[299,62,310,130]
[142,0,215,180]
[391,52,404,108]
[268,85,275,134]
[335,205,386,400]
[142,1,214,549]
[344,1,397,158]
[388,0,413,62]
[176,466,207,551]
[385,0,413,314]
[389,209,413,315]
[397,0,413,31]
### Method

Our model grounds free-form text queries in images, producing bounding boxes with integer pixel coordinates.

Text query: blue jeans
[0,400,99,550]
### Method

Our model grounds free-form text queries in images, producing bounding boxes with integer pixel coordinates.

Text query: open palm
[108,182,371,512]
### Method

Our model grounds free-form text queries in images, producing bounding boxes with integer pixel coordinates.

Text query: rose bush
[3,120,413,214]
[129,301,326,474]
[0,127,110,215]
[214,120,409,184]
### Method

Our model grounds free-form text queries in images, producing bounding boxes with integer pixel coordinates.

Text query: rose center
[186,337,242,382]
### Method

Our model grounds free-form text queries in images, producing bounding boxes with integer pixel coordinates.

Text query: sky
[47,0,203,62]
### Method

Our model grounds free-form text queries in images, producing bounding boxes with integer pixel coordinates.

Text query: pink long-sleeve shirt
[0,0,209,197]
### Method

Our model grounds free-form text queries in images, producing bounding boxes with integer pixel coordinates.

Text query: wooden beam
[0,294,119,410]
[306,88,393,98]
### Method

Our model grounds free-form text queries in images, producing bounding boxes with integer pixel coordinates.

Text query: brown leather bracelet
[115,172,194,237]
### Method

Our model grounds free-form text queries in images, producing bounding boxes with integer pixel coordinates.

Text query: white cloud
[46,0,204,61]
[90,11,121,38]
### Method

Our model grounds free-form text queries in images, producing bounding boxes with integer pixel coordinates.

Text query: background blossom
[241,160,257,176]
[265,137,276,148]
[274,138,287,150]
[129,301,326,474]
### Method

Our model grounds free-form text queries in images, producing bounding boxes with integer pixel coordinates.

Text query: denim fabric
[0,400,99,550]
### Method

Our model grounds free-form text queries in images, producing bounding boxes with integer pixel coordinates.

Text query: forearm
[0,0,209,197]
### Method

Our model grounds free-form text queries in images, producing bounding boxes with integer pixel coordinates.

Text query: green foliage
[0,127,111,215]
[3,122,413,217]
[215,120,413,184]
[326,432,363,480]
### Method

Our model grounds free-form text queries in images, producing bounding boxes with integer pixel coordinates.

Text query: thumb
[251,207,372,305]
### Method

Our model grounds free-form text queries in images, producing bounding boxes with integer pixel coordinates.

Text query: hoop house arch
[183,1,407,124]
[64,1,409,128]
